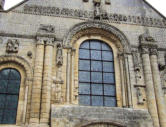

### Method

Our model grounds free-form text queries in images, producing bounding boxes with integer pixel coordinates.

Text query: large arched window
[0,68,21,124]
[79,40,116,107]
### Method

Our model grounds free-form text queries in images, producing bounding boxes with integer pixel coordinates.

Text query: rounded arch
[0,55,33,81]
[63,21,131,53]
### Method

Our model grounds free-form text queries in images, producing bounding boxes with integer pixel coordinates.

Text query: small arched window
[0,68,21,124]
[79,40,116,107]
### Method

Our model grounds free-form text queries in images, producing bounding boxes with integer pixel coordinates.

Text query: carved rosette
[6,39,19,53]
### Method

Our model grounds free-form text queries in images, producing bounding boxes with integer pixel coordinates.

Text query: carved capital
[36,36,54,46]
[140,47,149,54]
[149,48,158,56]
[6,39,19,53]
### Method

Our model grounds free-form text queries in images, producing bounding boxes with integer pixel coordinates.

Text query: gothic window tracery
[78,40,116,107]
[0,68,21,124]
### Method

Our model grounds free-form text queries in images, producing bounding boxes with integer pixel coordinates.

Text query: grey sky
[3,0,166,17]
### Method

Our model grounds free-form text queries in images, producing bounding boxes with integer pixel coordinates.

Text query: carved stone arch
[0,55,33,81]
[63,21,131,53]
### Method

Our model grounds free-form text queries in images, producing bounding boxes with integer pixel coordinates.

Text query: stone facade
[0,0,165,127]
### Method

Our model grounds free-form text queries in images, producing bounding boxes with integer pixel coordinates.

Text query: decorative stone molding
[6,39,19,53]
[19,5,166,28]
[56,42,63,66]
[0,55,33,81]
[63,21,131,53]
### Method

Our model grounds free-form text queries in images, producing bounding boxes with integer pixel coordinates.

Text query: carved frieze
[6,39,19,53]
[18,5,166,28]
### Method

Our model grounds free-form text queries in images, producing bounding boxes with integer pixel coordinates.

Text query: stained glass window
[0,68,21,124]
[79,40,116,107]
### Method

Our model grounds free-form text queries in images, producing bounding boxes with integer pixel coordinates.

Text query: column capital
[149,48,158,56]
[36,36,55,46]
[140,46,149,54]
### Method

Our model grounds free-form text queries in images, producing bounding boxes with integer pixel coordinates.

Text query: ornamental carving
[150,48,158,55]
[63,22,130,53]
[6,39,19,53]
[139,33,155,42]
[141,47,149,54]
[22,5,166,28]
[56,42,63,66]
[38,24,55,33]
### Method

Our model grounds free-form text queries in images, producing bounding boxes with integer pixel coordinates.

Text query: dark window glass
[79,40,116,107]
[0,68,21,124]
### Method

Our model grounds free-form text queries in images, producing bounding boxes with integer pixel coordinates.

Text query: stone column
[40,38,54,125]
[150,48,166,127]
[118,53,127,107]
[66,49,71,103]
[141,47,160,127]
[30,38,44,123]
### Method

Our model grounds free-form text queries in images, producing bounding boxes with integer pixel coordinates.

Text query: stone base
[51,105,153,127]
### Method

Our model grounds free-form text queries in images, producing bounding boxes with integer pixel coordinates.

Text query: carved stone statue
[94,2,101,19]
[136,87,144,105]
[56,42,63,66]
[6,39,19,53]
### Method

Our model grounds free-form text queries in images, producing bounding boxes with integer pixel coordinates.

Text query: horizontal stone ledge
[51,105,153,127]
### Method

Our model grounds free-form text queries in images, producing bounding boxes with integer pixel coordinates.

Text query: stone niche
[51,105,153,127]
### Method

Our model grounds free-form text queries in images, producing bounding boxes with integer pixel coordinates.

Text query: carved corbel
[6,39,19,53]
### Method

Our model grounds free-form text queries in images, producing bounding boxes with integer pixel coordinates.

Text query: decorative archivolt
[63,21,131,53]
[0,55,33,81]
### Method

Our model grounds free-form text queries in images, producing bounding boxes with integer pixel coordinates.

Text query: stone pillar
[150,48,166,127]
[30,38,44,123]
[40,38,54,125]
[141,47,160,127]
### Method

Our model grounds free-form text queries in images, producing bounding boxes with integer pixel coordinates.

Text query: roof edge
[143,0,166,20]
[0,0,29,13]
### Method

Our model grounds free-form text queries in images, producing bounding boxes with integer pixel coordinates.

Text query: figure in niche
[56,42,63,66]
[136,87,144,105]
[94,2,101,19]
